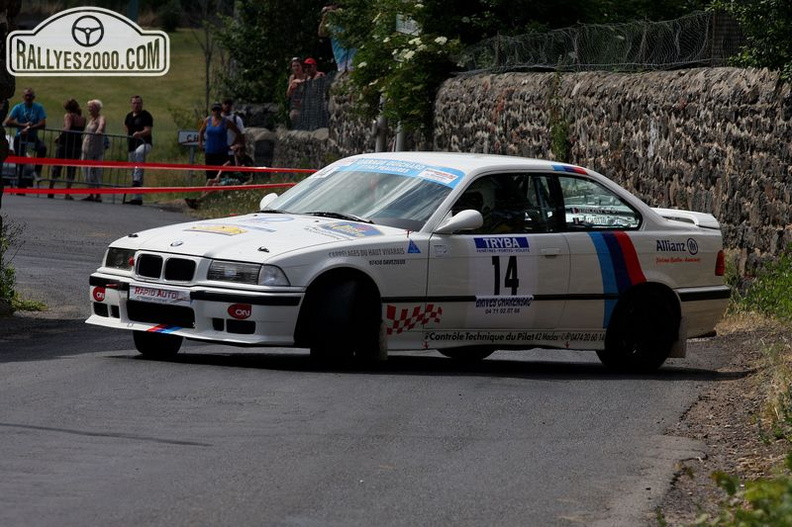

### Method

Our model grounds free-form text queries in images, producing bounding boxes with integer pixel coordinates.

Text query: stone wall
[270,67,792,270]
[435,68,792,271]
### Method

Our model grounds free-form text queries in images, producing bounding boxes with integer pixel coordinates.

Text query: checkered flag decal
[385,304,443,335]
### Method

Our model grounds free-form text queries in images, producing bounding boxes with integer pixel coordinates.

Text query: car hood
[119,213,400,261]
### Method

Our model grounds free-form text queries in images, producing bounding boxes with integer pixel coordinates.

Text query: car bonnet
[117,213,397,261]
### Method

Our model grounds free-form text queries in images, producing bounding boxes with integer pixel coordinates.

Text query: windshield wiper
[259,208,286,213]
[306,211,373,224]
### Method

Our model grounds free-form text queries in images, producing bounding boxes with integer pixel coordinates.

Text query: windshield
[268,166,458,230]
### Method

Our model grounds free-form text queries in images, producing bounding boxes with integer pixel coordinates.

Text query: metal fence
[2,127,146,203]
[290,72,335,132]
[457,11,745,74]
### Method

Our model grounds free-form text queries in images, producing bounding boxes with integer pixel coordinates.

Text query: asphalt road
[0,193,739,527]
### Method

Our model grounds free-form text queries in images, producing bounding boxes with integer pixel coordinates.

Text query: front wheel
[133,331,183,359]
[306,279,384,363]
[598,292,678,373]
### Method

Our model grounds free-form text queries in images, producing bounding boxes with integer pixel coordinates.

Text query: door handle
[541,247,561,256]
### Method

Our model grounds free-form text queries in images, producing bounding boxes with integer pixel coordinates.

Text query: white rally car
[87,152,730,371]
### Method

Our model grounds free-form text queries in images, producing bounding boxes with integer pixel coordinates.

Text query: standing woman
[286,57,306,127]
[81,99,107,202]
[197,101,241,182]
[49,98,86,199]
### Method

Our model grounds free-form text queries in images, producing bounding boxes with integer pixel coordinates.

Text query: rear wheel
[133,331,183,359]
[598,292,678,373]
[305,279,384,364]
[438,347,495,362]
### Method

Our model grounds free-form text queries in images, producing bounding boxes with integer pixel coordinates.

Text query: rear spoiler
[651,208,720,230]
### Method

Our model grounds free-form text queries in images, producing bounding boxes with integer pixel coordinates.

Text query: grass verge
[686,248,792,526]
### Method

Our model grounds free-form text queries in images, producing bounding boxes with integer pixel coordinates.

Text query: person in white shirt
[221,98,245,157]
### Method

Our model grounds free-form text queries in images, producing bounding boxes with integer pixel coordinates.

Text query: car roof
[343,151,588,176]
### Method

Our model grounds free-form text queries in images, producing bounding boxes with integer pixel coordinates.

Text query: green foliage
[159,0,183,33]
[692,455,792,526]
[710,0,792,81]
[0,215,23,314]
[737,247,792,323]
[548,72,571,162]
[336,0,462,134]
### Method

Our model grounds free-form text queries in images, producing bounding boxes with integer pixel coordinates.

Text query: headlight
[105,248,136,270]
[208,261,290,286]
[259,265,290,286]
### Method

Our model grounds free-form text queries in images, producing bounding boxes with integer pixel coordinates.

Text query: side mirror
[434,209,483,234]
[259,193,278,210]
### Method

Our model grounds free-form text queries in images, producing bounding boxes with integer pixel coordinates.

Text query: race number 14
[492,255,519,295]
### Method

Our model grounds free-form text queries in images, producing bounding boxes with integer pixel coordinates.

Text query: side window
[451,174,561,234]
[558,176,641,230]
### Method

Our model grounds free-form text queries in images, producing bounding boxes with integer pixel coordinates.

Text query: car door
[425,172,570,344]
[557,173,645,331]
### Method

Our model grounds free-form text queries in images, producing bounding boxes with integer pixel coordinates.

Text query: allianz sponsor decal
[7,7,169,76]
[656,238,699,255]
[474,236,530,253]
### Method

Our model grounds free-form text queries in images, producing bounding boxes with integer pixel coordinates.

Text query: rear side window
[559,176,641,230]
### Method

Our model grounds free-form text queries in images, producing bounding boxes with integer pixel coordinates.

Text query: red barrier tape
[2,183,296,195]
[5,156,316,174]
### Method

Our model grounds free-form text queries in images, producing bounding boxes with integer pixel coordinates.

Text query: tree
[710,0,792,80]
[213,0,330,106]
[181,0,234,112]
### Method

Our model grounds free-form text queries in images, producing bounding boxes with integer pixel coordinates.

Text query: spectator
[185,150,255,209]
[286,57,306,126]
[319,3,356,73]
[221,98,245,157]
[303,57,325,80]
[80,99,107,202]
[49,98,86,199]
[197,101,242,182]
[3,87,47,189]
[123,95,153,205]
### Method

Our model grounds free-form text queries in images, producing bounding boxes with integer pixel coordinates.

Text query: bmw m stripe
[589,232,646,327]
[147,324,182,334]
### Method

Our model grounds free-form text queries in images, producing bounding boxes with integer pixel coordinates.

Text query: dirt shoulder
[657,314,792,525]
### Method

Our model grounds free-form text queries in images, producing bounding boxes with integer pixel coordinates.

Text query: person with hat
[303,57,325,80]
[197,102,242,183]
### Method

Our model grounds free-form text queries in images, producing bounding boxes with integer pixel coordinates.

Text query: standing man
[221,98,245,158]
[123,95,153,205]
[318,3,356,73]
[302,58,326,80]
[3,87,47,188]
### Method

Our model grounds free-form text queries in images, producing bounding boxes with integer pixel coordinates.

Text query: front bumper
[86,273,304,346]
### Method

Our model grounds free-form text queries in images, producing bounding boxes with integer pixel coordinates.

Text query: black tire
[133,331,183,359]
[598,292,678,373]
[438,347,495,362]
[306,279,384,363]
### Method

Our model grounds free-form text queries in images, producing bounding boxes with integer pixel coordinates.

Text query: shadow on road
[1,316,752,382]
[108,348,753,383]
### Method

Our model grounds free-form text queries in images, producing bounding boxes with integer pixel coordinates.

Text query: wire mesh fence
[290,72,335,132]
[457,11,745,74]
